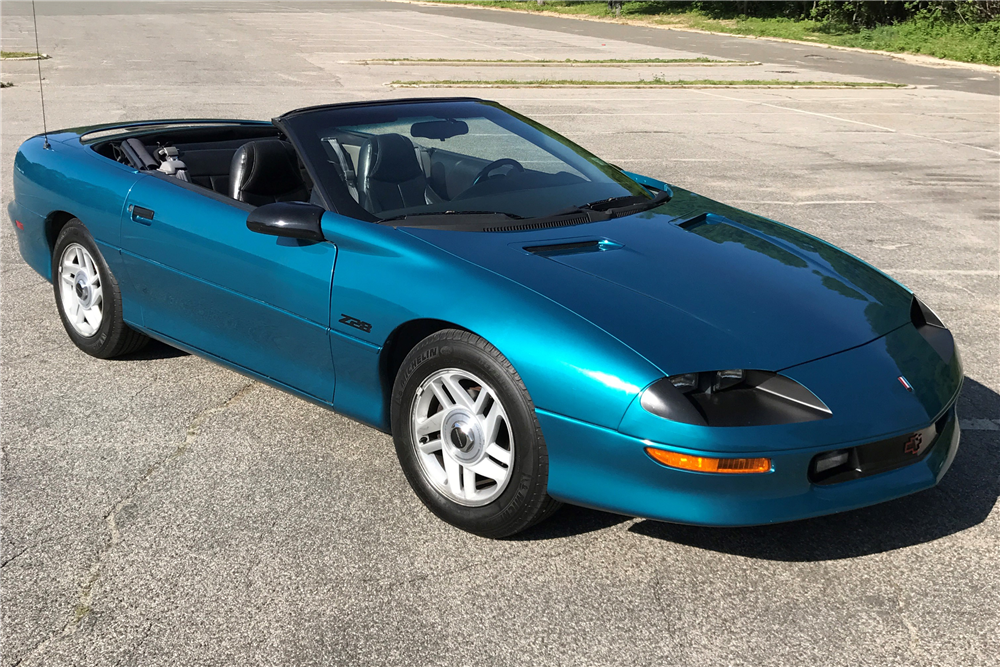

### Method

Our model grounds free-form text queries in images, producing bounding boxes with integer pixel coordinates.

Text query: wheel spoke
[486,443,511,466]
[444,455,462,497]
[415,411,445,438]
[83,305,102,327]
[61,270,75,286]
[442,374,474,409]
[470,458,506,483]
[429,379,455,410]
[417,437,443,455]
[462,466,477,500]
[482,407,502,446]
[472,385,491,416]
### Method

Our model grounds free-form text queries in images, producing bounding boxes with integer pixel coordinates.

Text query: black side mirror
[246,201,325,241]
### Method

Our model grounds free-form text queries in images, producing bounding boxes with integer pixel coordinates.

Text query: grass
[391,78,906,88]
[1,50,47,59]
[426,1,1000,66]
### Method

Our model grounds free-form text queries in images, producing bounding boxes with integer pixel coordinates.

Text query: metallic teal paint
[8,112,964,528]
[120,175,338,400]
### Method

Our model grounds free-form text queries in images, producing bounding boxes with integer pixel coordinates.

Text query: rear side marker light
[645,447,771,474]
[15,220,23,230]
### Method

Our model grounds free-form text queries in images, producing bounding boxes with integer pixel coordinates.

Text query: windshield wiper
[576,189,672,215]
[379,210,525,223]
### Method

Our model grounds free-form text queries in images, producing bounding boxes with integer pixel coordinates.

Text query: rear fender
[12,136,143,318]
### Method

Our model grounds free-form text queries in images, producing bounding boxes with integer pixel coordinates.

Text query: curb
[388,82,913,89]
[0,54,50,61]
[352,59,761,67]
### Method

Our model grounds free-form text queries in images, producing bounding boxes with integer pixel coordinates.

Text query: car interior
[94,124,315,204]
[92,120,588,220]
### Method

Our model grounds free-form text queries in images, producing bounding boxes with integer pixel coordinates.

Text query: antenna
[30,0,50,149]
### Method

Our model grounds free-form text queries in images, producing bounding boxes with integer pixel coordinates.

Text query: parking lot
[1,2,998,665]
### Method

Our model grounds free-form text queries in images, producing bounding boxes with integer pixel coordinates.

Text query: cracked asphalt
[1,2,998,666]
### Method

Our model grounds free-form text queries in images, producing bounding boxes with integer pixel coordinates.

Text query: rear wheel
[52,220,149,358]
[391,329,560,538]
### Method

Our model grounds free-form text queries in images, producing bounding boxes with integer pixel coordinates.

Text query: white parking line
[880,269,999,275]
[727,200,878,205]
[692,89,900,131]
[692,89,1000,156]
[960,419,1000,431]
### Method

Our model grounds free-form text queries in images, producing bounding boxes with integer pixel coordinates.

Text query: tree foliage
[616,1,1000,28]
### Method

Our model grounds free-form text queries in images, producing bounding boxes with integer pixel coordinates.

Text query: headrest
[229,140,304,200]
[358,134,424,184]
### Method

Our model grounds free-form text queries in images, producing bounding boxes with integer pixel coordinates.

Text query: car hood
[401,187,913,375]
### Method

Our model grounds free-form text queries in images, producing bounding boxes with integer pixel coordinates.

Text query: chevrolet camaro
[9,98,962,537]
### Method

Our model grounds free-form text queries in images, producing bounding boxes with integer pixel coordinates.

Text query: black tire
[51,220,149,359]
[391,329,561,538]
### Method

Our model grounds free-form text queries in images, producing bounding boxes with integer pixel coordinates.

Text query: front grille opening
[808,415,947,486]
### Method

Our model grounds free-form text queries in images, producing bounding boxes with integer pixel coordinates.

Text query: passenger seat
[229,140,310,206]
[356,134,441,214]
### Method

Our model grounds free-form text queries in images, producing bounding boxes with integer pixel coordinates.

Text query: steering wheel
[471,158,525,187]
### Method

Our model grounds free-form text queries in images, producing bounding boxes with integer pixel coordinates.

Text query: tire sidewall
[51,221,122,357]
[391,332,546,535]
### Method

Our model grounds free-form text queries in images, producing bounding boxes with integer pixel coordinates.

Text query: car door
[120,174,337,401]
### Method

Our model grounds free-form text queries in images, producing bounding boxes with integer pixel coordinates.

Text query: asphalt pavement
[1,2,998,666]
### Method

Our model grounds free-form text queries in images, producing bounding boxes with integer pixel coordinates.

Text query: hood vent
[675,212,709,230]
[524,239,623,257]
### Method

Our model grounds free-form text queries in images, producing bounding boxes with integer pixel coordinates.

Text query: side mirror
[246,201,325,241]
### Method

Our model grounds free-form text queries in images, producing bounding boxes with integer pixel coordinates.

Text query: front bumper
[540,405,959,526]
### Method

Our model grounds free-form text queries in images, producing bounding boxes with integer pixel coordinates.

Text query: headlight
[641,370,831,427]
[911,295,945,328]
[911,295,955,362]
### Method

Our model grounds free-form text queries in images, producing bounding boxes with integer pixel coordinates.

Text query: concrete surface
[403,0,1000,95]
[1,2,998,666]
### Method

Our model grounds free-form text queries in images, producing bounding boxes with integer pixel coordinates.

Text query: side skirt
[128,324,341,415]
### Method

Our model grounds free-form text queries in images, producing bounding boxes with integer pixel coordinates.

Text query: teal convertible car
[9,98,962,537]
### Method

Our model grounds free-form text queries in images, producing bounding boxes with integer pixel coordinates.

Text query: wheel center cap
[450,421,475,452]
[74,274,92,306]
[442,410,485,463]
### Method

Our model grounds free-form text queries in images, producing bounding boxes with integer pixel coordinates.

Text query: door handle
[129,205,155,225]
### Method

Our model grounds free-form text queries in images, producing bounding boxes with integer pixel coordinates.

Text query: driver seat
[357,134,438,214]
[229,140,309,206]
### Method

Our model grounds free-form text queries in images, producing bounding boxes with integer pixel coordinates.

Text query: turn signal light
[645,447,771,474]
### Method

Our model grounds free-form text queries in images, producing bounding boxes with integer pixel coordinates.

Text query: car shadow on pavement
[512,504,632,541]
[626,376,999,561]
[116,338,189,361]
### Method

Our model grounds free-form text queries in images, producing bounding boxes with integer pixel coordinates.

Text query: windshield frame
[275,98,650,226]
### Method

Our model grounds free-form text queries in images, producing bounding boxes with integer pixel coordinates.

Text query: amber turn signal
[645,447,771,474]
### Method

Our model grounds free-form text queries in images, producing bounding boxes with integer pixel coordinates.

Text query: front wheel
[391,329,561,538]
[52,220,149,358]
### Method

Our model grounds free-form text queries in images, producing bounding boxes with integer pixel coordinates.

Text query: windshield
[279,100,650,224]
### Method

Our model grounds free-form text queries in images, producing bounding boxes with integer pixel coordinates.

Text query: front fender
[321,212,661,432]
